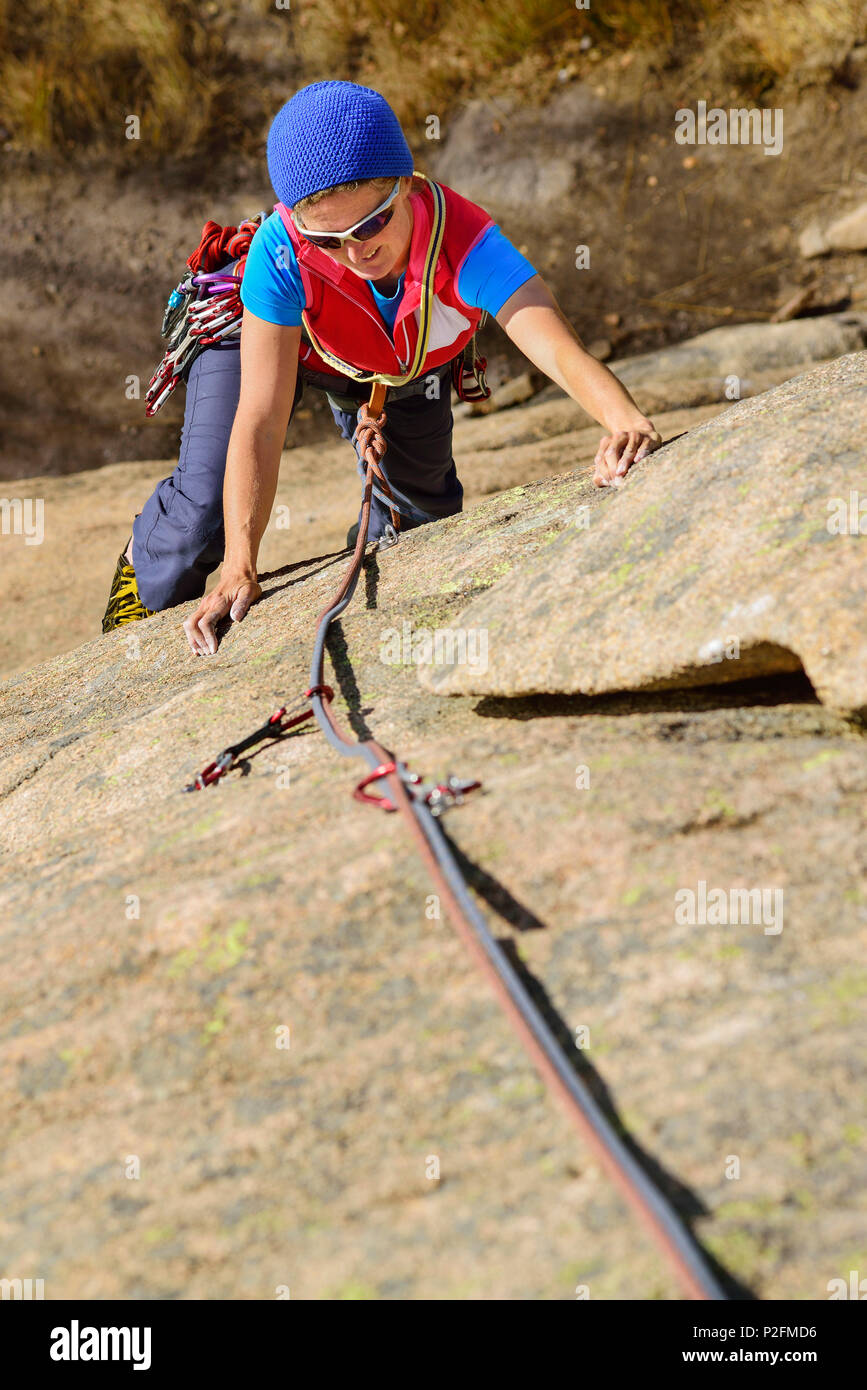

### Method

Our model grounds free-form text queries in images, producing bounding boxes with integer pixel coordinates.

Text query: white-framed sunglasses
[292,178,403,250]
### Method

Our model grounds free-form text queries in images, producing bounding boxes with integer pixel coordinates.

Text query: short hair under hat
[266,81,414,209]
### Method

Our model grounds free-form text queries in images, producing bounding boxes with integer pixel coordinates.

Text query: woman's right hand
[183,570,263,655]
[182,315,299,655]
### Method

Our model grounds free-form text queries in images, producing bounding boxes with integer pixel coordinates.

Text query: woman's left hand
[593,420,662,488]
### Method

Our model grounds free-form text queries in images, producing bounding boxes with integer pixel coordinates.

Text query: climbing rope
[351,389,402,535]
[182,378,727,1302]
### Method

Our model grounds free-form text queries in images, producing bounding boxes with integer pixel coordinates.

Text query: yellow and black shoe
[101,543,156,633]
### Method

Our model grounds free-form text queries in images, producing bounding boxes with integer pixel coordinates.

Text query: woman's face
[295,176,414,281]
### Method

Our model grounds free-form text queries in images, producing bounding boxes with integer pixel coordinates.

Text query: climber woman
[102,81,661,651]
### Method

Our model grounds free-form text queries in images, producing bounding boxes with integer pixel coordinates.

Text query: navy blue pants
[133,344,463,611]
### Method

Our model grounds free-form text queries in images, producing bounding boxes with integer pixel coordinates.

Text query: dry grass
[295,0,866,126]
[293,0,676,127]
[728,0,865,85]
[0,0,863,164]
[0,0,248,160]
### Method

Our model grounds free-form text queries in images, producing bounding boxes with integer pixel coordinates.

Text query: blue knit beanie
[267,81,414,208]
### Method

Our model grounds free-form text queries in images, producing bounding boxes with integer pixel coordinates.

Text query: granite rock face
[429,87,605,211]
[799,202,867,257]
[824,202,867,252]
[420,354,867,712]
[1,332,866,1303]
[608,314,867,386]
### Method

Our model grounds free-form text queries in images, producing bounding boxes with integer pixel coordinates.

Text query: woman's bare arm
[496,275,661,487]
[183,311,301,655]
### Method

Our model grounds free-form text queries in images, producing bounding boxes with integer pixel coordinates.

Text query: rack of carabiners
[145,214,265,418]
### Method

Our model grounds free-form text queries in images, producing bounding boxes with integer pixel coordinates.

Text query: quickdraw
[353,763,481,814]
[182,686,331,791]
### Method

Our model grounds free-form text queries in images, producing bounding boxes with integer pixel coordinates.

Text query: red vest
[274,180,494,380]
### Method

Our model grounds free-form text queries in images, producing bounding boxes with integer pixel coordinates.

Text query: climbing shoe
[346,521,360,549]
[101,545,156,633]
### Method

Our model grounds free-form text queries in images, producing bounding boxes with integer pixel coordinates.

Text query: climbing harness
[298,175,489,404]
[145,213,267,417]
[182,373,728,1302]
[304,177,486,538]
[299,176,446,389]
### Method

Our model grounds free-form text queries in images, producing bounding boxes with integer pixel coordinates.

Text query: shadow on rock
[499,934,756,1301]
[474,671,821,722]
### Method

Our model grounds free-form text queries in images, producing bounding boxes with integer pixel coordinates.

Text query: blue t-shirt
[240,209,536,332]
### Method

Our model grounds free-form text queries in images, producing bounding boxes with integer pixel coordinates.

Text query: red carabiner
[353,761,399,811]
